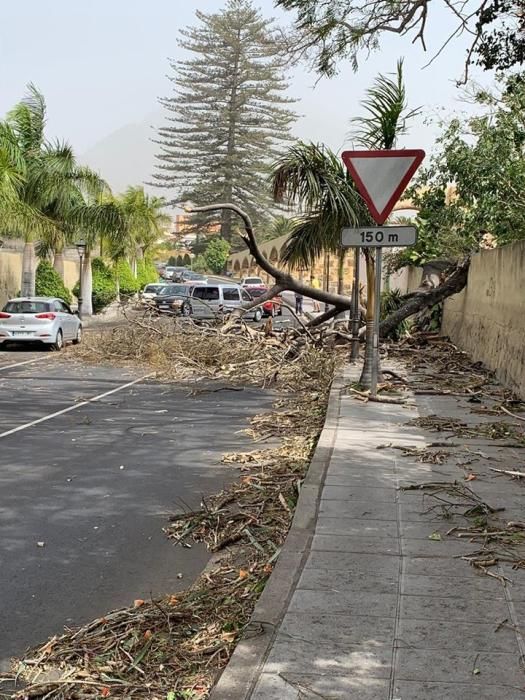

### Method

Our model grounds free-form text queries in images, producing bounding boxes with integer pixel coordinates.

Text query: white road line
[0,356,50,372]
[0,373,154,439]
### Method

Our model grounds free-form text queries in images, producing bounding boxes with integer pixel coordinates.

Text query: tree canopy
[276,0,525,79]
[153,0,298,240]
[391,72,525,269]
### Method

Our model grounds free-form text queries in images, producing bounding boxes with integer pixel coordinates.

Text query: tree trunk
[82,252,93,316]
[53,250,65,280]
[337,249,346,295]
[221,29,241,242]
[379,258,470,338]
[21,240,37,297]
[359,251,379,387]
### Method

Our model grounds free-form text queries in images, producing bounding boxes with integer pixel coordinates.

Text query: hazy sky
[1,0,491,189]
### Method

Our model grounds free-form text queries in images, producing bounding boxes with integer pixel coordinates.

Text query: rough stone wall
[442,240,525,399]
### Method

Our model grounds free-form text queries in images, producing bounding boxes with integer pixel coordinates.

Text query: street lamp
[75,240,86,319]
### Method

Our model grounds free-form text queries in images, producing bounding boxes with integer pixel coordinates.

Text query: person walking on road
[295,292,303,315]
[311,276,321,312]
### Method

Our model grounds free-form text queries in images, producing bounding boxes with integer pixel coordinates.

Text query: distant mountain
[81,112,165,195]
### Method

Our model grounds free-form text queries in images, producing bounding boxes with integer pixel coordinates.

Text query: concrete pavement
[212,363,525,699]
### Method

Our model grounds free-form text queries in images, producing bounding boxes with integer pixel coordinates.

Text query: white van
[188,283,262,321]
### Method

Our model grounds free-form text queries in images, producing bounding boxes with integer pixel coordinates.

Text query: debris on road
[8,316,335,699]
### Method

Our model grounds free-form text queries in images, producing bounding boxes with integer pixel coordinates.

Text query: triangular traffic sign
[342,149,425,225]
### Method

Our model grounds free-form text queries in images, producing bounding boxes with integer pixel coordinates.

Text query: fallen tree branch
[489,467,525,479]
[379,257,470,338]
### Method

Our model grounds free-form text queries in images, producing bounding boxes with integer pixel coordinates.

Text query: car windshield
[159,285,189,296]
[4,301,51,314]
[144,285,164,293]
[244,278,261,285]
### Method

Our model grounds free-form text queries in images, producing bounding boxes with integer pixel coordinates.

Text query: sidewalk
[211,360,525,699]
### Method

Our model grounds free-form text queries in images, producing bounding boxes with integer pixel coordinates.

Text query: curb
[209,370,344,700]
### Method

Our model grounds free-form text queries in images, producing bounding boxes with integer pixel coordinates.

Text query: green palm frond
[7,84,46,155]
[271,141,366,270]
[353,59,421,149]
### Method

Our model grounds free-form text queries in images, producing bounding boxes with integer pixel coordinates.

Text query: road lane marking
[0,356,50,372]
[0,373,155,439]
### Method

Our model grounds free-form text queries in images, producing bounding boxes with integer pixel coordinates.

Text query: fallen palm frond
[7,316,334,699]
[407,414,525,445]
[401,480,502,518]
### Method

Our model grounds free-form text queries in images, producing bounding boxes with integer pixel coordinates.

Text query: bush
[167,255,177,266]
[191,254,208,273]
[203,237,230,274]
[35,260,72,304]
[137,259,159,288]
[73,258,117,314]
[114,259,139,297]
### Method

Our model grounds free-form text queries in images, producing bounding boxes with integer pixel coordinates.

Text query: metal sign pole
[370,246,382,398]
[350,246,360,362]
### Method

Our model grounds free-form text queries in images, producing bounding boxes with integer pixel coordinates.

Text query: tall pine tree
[153,0,297,241]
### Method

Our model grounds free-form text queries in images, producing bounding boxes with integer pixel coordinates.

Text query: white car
[0,297,82,350]
[140,283,169,301]
[240,276,264,288]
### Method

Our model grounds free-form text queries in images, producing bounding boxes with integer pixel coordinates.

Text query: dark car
[154,284,194,315]
[173,270,207,283]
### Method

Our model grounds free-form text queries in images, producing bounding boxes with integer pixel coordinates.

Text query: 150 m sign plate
[341,226,417,248]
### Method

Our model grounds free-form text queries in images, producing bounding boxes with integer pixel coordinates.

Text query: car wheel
[279,305,283,316]
[182,302,192,317]
[253,308,262,322]
[72,326,82,345]
[52,330,64,351]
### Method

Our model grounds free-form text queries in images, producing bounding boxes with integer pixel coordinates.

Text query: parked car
[184,283,263,321]
[162,266,188,280]
[140,283,169,301]
[173,270,207,283]
[0,297,82,349]
[240,276,264,288]
[248,286,284,317]
[154,284,194,315]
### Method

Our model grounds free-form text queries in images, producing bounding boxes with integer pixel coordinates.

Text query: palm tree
[118,186,170,270]
[2,85,110,295]
[352,58,420,384]
[71,200,127,315]
[272,141,368,297]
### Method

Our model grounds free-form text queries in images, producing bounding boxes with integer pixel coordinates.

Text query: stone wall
[0,246,80,308]
[442,240,525,399]
[0,251,23,308]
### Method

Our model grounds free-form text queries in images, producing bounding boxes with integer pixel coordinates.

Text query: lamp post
[75,240,86,319]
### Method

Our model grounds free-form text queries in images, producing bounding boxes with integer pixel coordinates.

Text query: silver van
[188,283,262,321]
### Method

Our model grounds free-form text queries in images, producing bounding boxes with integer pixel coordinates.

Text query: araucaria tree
[153,0,297,240]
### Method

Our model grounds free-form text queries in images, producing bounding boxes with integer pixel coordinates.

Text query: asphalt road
[0,346,272,674]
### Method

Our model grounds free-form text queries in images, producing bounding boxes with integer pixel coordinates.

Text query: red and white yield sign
[341,149,425,225]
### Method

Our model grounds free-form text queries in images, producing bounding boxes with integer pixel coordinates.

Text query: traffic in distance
[151,266,283,319]
[0,266,286,351]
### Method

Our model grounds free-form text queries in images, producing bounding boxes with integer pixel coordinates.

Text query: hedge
[137,259,159,288]
[35,260,72,305]
[73,257,117,314]
[114,259,139,297]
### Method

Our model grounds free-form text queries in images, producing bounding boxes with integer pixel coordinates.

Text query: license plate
[12,331,33,336]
